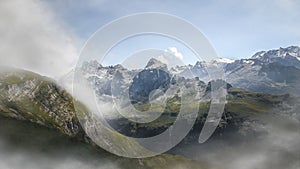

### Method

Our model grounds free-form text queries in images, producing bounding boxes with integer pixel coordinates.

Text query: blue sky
[41,0,300,64]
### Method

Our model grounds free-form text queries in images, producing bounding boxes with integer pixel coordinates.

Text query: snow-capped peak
[251,46,300,61]
[251,51,266,59]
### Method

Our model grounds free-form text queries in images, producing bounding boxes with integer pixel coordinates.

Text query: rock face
[0,69,82,137]
[129,69,171,104]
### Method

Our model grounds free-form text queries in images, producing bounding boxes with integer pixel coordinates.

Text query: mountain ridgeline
[80,46,300,97]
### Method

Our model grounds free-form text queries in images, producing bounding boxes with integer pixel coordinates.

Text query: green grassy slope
[0,68,203,169]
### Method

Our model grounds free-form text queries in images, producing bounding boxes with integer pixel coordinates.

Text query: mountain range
[78,46,300,102]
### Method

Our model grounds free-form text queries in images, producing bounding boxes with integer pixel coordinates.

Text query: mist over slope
[0,68,202,169]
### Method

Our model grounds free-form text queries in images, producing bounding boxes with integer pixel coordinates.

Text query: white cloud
[166,47,184,60]
[152,47,186,69]
[0,0,78,78]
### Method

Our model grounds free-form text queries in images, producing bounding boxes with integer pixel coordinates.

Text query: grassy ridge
[0,68,204,169]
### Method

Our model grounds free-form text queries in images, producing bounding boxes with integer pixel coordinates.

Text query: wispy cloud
[166,47,184,60]
[0,0,78,78]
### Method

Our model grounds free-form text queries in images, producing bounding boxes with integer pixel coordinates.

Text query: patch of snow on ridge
[214,58,235,63]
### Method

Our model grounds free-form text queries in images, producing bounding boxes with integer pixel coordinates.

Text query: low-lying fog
[0,109,299,169]
[170,110,300,169]
[0,117,124,169]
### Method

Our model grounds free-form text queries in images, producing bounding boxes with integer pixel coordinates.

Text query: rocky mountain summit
[145,58,168,70]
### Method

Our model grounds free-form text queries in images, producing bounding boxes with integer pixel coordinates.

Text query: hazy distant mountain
[251,46,300,68]
[169,46,300,95]
[225,46,300,95]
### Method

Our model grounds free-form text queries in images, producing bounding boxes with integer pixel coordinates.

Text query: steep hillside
[0,68,203,169]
